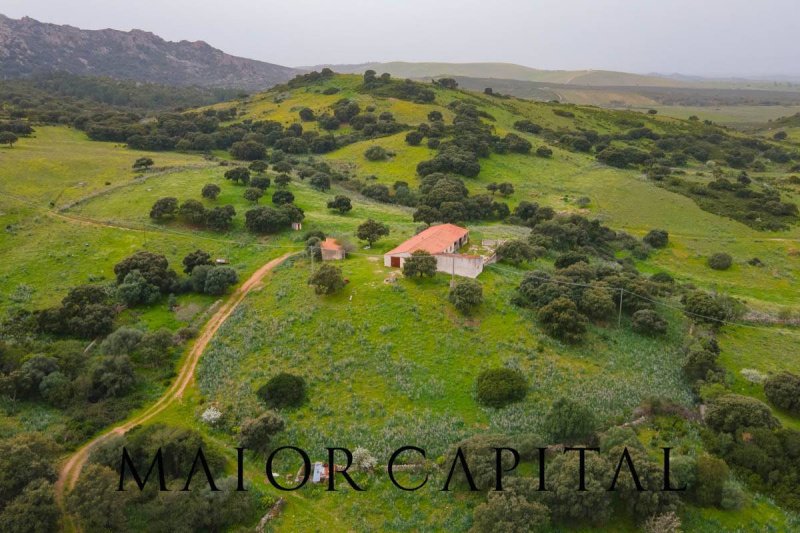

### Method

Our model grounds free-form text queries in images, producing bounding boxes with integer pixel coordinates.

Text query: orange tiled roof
[385,224,468,255]
[320,238,343,251]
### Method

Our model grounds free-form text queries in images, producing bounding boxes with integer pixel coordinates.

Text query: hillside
[0,14,298,90]
[310,61,684,87]
[1,72,800,531]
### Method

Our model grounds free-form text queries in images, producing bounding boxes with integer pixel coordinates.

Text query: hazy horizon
[3,0,799,78]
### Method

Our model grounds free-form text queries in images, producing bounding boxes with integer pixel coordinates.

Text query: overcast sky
[3,0,799,76]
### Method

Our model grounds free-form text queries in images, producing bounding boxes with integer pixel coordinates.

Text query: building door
[391,256,401,268]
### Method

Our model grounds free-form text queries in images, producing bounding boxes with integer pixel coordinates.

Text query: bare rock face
[0,14,299,90]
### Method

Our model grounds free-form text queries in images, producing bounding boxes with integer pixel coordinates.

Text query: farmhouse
[384,223,483,278]
[320,238,346,260]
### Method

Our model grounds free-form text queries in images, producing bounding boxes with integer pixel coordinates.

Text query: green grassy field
[629,105,800,127]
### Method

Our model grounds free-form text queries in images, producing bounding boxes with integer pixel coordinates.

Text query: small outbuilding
[320,237,346,261]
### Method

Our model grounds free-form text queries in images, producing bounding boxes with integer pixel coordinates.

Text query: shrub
[271,190,295,205]
[149,197,178,220]
[631,309,668,336]
[546,449,611,524]
[683,291,727,326]
[245,206,289,233]
[705,394,779,434]
[230,140,266,160]
[405,131,424,146]
[475,368,528,408]
[356,219,390,246]
[308,264,345,295]
[298,107,315,121]
[471,486,551,533]
[364,145,389,161]
[644,512,682,533]
[535,146,553,158]
[693,455,729,507]
[708,252,733,270]
[650,272,674,285]
[224,167,250,185]
[538,297,587,343]
[543,397,596,443]
[449,279,483,314]
[257,372,307,409]
[327,195,352,214]
[496,240,536,265]
[243,187,263,203]
[764,372,800,414]
[643,229,669,248]
[117,271,161,306]
[554,251,588,269]
[402,250,437,278]
[309,173,331,191]
[250,176,271,190]
[201,183,220,200]
[238,411,285,452]
[202,267,238,295]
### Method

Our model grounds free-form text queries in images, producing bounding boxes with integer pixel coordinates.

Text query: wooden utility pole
[618,288,624,328]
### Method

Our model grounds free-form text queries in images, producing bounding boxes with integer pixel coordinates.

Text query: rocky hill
[0,14,298,90]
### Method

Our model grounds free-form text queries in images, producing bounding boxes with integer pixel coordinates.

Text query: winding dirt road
[54,252,295,528]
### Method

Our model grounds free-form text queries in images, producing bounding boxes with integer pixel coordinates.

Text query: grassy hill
[1,72,799,531]
[314,61,683,87]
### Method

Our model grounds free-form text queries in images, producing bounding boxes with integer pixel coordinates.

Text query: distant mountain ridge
[303,61,687,88]
[0,14,299,90]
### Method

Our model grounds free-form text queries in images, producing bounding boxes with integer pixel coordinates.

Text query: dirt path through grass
[54,252,296,530]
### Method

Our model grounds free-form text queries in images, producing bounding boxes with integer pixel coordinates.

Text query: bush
[201,183,220,200]
[364,145,389,161]
[535,146,553,157]
[117,271,161,306]
[705,394,779,434]
[496,240,536,265]
[471,485,551,533]
[250,176,270,190]
[538,297,587,343]
[402,250,437,278]
[683,291,727,326]
[693,455,729,507]
[308,264,345,295]
[271,190,295,205]
[543,397,596,443]
[309,173,331,191]
[643,229,669,248]
[475,368,527,408]
[546,449,611,524]
[405,131,424,146]
[631,309,668,336]
[708,252,733,270]
[554,251,588,269]
[298,107,315,121]
[650,271,674,285]
[327,195,352,214]
[245,206,289,234]
[224,167,250,185]
[764,372,800,414]
[238,411,285,452]
[230,140,266,160]
[149,197,178,220]
[243,187,263,203]
[449,279,483,314]
[257,372,307,409]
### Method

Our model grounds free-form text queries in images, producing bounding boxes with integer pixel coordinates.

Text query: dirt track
[54,252,295,528]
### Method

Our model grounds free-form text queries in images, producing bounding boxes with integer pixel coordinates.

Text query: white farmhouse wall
[434,254,484,278]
